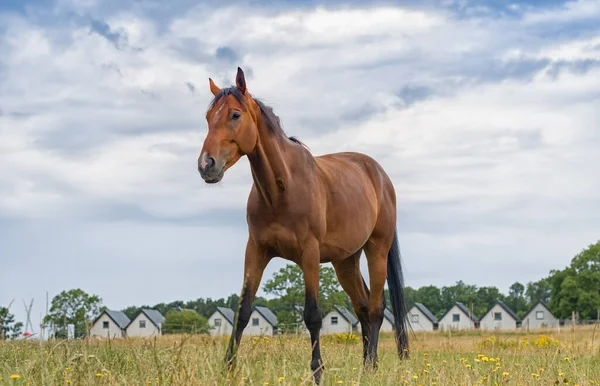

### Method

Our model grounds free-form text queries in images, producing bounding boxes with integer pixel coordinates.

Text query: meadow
[1,325,600,385]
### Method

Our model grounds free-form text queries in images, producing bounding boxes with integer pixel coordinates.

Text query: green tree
[162,309,210,334]
[0,306,23,340]
[525,278,551,307]
[505,282,527,318]
[440,281,479,315]
[416,285,444,317]
[548,241,600,319]
[476,286,506,317]
[43,289,102,339]
[263,264,351,328]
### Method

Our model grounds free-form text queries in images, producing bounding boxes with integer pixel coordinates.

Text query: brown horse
[197,67,409,384]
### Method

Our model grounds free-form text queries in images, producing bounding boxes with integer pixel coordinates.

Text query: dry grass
[1,325,600,385]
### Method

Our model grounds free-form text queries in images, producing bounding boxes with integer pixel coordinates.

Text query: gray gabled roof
[254,306,278,326]
[455,302,479,322]
[523,300,555,320]
[216,307,235,325]
[484,300,520,322]
[383,308,395,324]
[441,302,479,323]
[94,310,131,330]
[333,305,359,326]
[413,303,438,324]
[130,309,165,328]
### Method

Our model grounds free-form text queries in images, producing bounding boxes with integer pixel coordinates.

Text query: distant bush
[162,310,210,335]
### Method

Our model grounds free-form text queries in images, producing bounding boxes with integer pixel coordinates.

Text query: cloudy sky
[1,0,599,329]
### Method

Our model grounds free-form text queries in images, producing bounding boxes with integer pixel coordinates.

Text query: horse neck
[247,120,301,207]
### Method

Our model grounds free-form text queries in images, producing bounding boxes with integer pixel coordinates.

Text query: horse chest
[258,223,297,247]
[255,222,301,258]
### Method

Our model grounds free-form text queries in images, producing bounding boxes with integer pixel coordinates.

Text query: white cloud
[2,3,598,221]
[523,0,600,24]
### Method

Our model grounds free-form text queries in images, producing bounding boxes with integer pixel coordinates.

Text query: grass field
[1,325,600,385]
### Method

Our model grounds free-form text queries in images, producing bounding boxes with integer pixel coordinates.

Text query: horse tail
[386,228,410,359]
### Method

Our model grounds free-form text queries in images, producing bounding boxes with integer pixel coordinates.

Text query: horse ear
[235,67,247,94]
[209,78,221,96]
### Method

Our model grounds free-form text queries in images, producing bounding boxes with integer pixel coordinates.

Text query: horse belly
[319,188,378,262]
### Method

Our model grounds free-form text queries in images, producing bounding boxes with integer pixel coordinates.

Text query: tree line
[1,240,598,339]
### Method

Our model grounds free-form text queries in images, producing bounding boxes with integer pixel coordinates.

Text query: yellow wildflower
[413,375,418,380]
[466,364,472,369]
[502,372,509,377]
[559,372,565,377]
[278,377,285,382]
[336,381,343,384]
[96,373,104,378]
[10,375,21,380]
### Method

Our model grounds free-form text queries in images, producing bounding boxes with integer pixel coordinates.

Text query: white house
[321,306,359,335]
[479,300,521,331]
[126,309,165,338]
[381,309,395,333]
[522,301,559,330]
[90,310,130,339]
[407,303,438,332]
[438,302,479,331]
[208,307,235,336]
[243,306,278,336]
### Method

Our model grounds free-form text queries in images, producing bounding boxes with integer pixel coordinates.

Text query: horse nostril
[207,157,216,168]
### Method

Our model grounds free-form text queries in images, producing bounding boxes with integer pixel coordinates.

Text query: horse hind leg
[331,251,371,363]
[363,235,391,369]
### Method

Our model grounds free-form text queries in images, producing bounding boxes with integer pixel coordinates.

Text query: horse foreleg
[224,238,269,371]
[300,243,324,385]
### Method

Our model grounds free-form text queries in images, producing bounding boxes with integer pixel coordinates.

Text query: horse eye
[232,112,241,120]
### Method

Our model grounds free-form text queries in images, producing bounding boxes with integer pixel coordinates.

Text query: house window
[536,311,544,320]
[214,318,221,327]
[494,312,502,321]
[410,314,419,323]
[252,318,259,326]
[452,314,460,322]
[331,316,338,325]
[139,320,146,328]
[102,321,109,329]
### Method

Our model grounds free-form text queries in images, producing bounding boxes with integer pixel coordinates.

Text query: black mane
[207,86,306,148]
